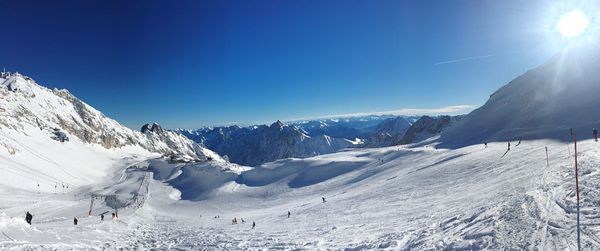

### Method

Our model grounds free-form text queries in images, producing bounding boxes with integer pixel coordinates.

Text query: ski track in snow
[1,140,600,250]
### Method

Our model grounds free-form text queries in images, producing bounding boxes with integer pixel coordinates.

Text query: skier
[517,138,522,146]
[322,197,326,203]
[25,211,32,225]
[594,128,598,142]
[252,221,256,229]
[507,142,511,151]
[287,211,291,218]
[484,142,488,148]
[74,217,78,225]
[100,214,104,221]
[112,212,116,219]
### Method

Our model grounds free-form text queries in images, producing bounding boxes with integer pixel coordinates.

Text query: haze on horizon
[0,0,580,129]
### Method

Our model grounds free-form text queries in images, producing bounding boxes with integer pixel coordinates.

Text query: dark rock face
[51,128,69,142]
[141,123,164,134]
[399,115,461,145]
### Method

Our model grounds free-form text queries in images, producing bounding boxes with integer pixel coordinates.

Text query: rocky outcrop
[141,123,165,134]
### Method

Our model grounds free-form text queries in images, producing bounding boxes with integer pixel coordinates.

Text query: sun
[556,10,590,38]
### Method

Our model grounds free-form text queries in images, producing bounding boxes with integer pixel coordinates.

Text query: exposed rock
[399,115,460,145]
[141,123,165,134]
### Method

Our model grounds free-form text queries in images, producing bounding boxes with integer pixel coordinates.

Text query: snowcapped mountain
[291,120,366,139]
[364,116,415,147]
[0,72,222,190]
[139,122,222,162]
[441,48,600,148]
[399,115,461,145]
[180,120,359,166]
[180,116,426,164]
[290,115,419,140]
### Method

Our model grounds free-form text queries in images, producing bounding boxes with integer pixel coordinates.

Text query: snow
[1,137,599,249]
[441,49,600,148]
[0,73,223,193]
[2,47,600,249]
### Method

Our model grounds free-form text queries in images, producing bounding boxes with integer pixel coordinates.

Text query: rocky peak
[1,72,36,97]
[141,123,164,134]
[270,120,285,130]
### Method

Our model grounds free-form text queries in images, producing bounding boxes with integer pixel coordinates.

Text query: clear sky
[0,0,581,129]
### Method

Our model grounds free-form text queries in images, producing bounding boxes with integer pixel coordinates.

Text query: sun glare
[557,10,590,38]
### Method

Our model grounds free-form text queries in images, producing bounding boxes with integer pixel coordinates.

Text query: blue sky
[0,0,576,129]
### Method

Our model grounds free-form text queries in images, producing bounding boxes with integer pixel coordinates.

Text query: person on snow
[287,211,291,218]
[74,217,78,225]
[25,211,32,225]
[484,142,488,148]
[594,128,598,142]
[507,142,511,151]
[112,212,116,219]
[252,221,256,229]
[100,214,105,221]
[322,197,326,203]
[241,218,246,223]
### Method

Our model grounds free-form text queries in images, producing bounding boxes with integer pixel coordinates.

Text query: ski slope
[1,138,599,250]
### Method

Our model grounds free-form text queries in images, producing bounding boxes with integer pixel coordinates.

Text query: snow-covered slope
[181,121,358,166]
[2,137,599,249]
[0,72,222,192]
[441,48,600,148]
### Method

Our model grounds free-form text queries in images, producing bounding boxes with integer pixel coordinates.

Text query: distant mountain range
[179,121,360,166]
[179,114,459,166]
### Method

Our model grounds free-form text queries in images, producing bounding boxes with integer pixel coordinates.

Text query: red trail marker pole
[573,133,581,251]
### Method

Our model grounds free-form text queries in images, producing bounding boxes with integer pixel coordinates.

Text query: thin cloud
[286,105,475,122]
[434,54,495,66]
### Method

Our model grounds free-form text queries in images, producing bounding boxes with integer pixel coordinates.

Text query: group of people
[484,128,599,152]
[219,197,325,230]
[228,217,255,229]
[25,211,118,226]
